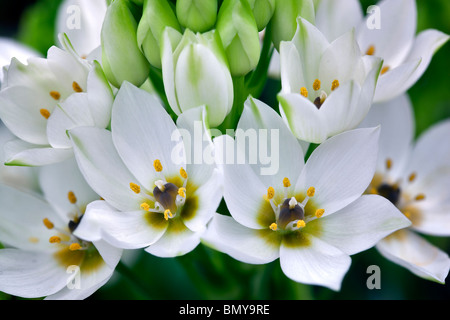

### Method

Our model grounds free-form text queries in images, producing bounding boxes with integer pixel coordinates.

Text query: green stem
[218,75,247,132]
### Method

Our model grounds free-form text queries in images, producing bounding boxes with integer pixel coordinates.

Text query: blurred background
[0,0,449,300]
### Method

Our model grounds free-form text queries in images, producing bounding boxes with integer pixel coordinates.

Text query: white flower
[161,27,234,127]
[203,97,410,291]
[315,0,450,103]
[68,82,223,258]
[360,94,450,283]
[278,17,382,144]
[0,158,122,300]
[56,0,107,60]
[0,36,114,166]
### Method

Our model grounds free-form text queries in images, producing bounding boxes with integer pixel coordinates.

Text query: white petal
[238,97,305,187]
[112,82,184,190]
[359,93,415,180]
[295,127,380,215]
[69,126,144,212]
[145,219,201,257]
[279,234,351,291]
[311,195,411,255]
[279,41,304,94]
[202,213,280,264]
[376,229,450,284]
[38,157,98,217]
[3,139,73,167]
[0,37,41,80]
[278,93,327,144]
[73,200,115,242]
[357,0,417,67]
[0,249,68,298]
[315,0,363,42]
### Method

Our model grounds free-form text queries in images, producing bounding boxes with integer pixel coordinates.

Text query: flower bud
[247,0,275,31]
[271,0,315,50]
[101,0,150,88]
[217,0,261,76]
[176,0,218,33]
[137,0,181,69]
[161,28,234,127]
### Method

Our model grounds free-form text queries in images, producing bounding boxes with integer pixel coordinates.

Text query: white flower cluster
[0,0,448,299]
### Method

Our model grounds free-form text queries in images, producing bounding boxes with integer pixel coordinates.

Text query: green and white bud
[161,28,234,127]
[247,0,275,31]
[101,0,150,88]
[176,0,218,33]
[271,0,315,50]
[217,0,261,77]
[137,0,181,69]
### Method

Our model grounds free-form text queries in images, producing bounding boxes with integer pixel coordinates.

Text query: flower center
[44,191,89,251]
[266,179,324,232]
[130,160,188,221]
[300,78,340,109]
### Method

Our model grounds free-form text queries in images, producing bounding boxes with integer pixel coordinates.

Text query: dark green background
[0,0,449,300]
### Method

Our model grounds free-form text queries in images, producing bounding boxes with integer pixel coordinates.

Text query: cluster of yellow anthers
[39,81,83,120]
[265,177,325,232]
[43,191,86,251]
[300,79,340,109]
[129,159,188,221]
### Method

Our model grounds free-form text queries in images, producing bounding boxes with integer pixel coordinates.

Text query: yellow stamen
[178,187,186,198]
[49,236,61,244]
[164,209,173,221]
[300,87,308,98]
[370,187,378,195]
[296,220,306,228]
[269,223,278,231]
[381,66,390,75]
[130,182,141,194]
[366,45,375,56]
[315,209,325,218]
[331,80,340,91]
[154,159,163,172]
[386,158,393,170]
[403,211,411,219]
[49,91,61,100]
[67,191,77,204]
[267,187,275,200]
[415,194,426,201]
[283,178,291,188]
[408,173,417,183]
[69,243,82,251]
[140,203,150,211]
[180,167,188,179]
[307,187,316,198]
[72,81,83,93]
[43,218,54,230]
[40,108,51,119]
[313,79,321,91]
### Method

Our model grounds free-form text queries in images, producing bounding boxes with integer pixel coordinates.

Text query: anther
[315,209,325,218]
[415,194,426,201]
[154,159,163,172]
[267,187,275,200]
[69,243,82,251]
[40,109,51,119]
[140,203,150,211]
[381,66,390,75]
[68,191,77,204]
[43,218,54,230]
[386,158,393,170]
[296,220,306,228]
[164,209,173,221]
[283,178,291,188]
[408,173,417,183]
[130,182,141,194]
[178,187,186,198]
[49,236,61,244]
[72,81,83,93]
[49,91,61,100]
[307,187,316,198]
[331,80,340,91]
[313,79,321,91]
[300,87,308,98]
[269,223,278,231]
[180,167,188,179]
[366,45,375,56]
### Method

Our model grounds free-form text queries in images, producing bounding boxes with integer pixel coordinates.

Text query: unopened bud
[176,0,218,33]
[247,0,275,31]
